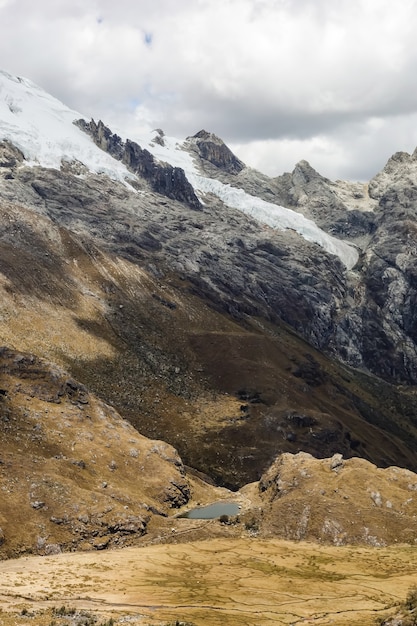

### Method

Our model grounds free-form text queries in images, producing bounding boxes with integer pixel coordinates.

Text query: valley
[1,69,417,626]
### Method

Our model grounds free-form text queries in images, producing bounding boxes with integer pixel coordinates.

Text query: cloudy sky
[1,0,417,181]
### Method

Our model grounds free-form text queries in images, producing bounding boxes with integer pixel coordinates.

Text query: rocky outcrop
[257,452,417,545]
[368,148,417,200]
[76,119,202,210]
[0,140,24,172]
[267,160,377,242]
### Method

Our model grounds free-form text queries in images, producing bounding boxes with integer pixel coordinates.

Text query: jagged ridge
[76,118,202,211]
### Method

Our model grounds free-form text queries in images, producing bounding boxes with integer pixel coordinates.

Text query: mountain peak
[292,159,329,184]
[188,128,245,174]
[192,129,222,142]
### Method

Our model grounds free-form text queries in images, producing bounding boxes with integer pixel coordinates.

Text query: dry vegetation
[0,537,417,626]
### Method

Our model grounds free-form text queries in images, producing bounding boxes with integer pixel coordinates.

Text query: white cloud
[1,0,417,180]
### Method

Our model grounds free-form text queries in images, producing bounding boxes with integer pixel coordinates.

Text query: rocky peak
[79,118,124,160]
[271,158,347,221]
[188,128,245,174]
[193,129,218,141]
[291,159,328,186]
[368,148,417,200]
[151,128,166,146]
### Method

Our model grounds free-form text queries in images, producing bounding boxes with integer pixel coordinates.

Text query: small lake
[179,502,240,519]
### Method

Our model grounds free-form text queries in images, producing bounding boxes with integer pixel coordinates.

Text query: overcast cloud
[1,0,417,180]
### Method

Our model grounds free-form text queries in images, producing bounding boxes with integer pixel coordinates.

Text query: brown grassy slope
[2,339,417,559]
[0,346,233,559]
[1,200,417,490]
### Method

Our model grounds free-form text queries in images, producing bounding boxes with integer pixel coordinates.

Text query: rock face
[183,141,417,385]
[277,153,417,384]
[76,119,202,211]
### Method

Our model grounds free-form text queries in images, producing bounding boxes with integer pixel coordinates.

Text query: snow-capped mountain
[2,69,417,500]
[3,68,417,384]
[0,69,357,268]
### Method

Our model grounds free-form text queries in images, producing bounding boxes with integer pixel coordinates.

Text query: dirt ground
[0,536,416,626]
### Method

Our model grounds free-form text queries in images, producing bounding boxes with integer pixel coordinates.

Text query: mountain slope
[5,68,417,386]
[0,159,417,492]
[1,71,417,499]
[76,115,417,385]
[0,346,198,558]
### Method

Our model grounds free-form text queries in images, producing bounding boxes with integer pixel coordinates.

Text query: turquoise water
[180,502,240,519]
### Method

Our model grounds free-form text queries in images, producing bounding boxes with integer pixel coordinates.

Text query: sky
[1,0,417,181]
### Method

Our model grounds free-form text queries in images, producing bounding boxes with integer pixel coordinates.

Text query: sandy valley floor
[0,537,416,626]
